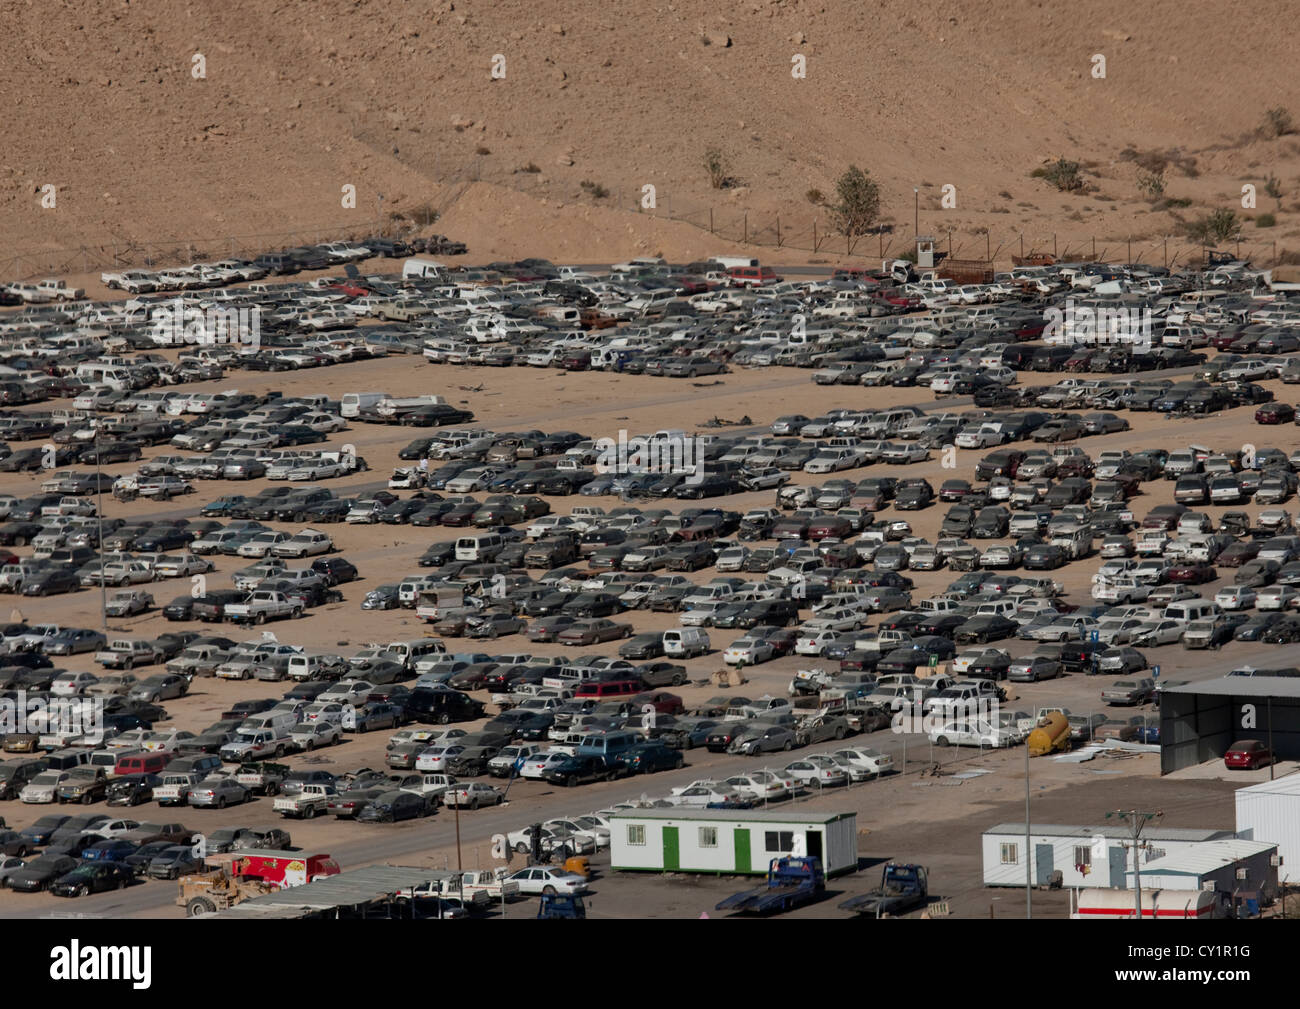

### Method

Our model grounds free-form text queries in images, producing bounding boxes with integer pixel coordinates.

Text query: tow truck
[714,856,826,915]
[838,862,930,917]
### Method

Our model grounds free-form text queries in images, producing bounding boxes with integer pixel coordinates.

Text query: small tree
[829,165,881,247]
[1187,208,1241,245]
[704,148,732,189]
[1136,168,1166,201]
[1265,173,1284,210]
[1263,107,1295,138]
[1032,157,1085,192]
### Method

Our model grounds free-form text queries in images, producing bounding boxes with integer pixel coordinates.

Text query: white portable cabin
[1236,773,1300,877]
[981,823,1232,888]
[609,808,857,876]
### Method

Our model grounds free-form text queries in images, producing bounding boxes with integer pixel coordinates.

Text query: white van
[341,391,387,418]
[662,627,710,658]
[402,257,446,279]
[386,639,446,667]
[455,533,505,562]
[238,712,298,736]
[1163,599,1219,628]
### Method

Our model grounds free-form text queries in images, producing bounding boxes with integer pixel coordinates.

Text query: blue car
[80,839,139,862]
[1134,725,1160,744]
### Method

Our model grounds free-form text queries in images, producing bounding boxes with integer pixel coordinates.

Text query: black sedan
[7,854,79,892]
[50,861,135,897]
[356,790,433,823]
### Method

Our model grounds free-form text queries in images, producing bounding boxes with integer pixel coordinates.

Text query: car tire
[216,797,226,809]
[515,842,529,854]
[937,736,951,747]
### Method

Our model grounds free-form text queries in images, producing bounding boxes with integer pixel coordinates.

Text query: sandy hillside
[4,0,1300,269]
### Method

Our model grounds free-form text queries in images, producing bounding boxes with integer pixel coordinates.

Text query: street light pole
[914,187,920,241]
[94,427,107,639]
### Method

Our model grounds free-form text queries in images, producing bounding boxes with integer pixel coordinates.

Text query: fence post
[776,215,781,248]
[1053,234,1057,258]
[1019,234,1024,259]
[813,221,818,252]
[743,212,748,244]
[709,208,714,234]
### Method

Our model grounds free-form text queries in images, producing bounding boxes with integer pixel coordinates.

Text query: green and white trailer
[609,808,858,877]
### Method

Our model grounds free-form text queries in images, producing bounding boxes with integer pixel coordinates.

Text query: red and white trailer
[1072,887,1219,919]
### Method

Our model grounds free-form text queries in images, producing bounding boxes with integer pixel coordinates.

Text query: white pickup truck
[94,639,163,669]
[273,783,337,819]
[428,868,520,902]
[224,591,303,624]
[220,730,293,764]
[101,270,158,293]
[36,279,86,301]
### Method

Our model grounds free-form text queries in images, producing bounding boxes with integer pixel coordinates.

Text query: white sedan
[722,772,791,802]
[141,730,195,753]
[1256,586,1298,611]
[795,630,842,656]
[1215,586,1257,611]
[673,785,747,807]
[543,817,609,850]
[505,825,593,856]
[783,756,849,788]
[301,702,348,726]
[928,720,1019,748]
[828,747,894,780]
[722,637,775,666]
[317,681,376,707]
[444,782,505,809]
[289,721,343,751]
[504,866,588,896]
[416,744,466,772]
[519,751,571,781]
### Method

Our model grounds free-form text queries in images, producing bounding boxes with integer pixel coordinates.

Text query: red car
[1224,739,1275,770]
[633,691,685,716]
[1167,563,1217,584]
[1255,403,1296,425]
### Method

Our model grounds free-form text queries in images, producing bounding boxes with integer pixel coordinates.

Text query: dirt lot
[2,329,1297,919]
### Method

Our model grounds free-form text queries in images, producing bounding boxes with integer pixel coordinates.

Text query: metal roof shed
[206,865,449,918]
[1159,676,1300,773]
[609,809,857,876]
[1125,839,1278,902]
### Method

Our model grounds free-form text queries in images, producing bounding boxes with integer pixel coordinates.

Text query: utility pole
[1107,809,1163,919]
[913,187,919,241]
[1024,741,1032,918]
[94,427,107,638]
